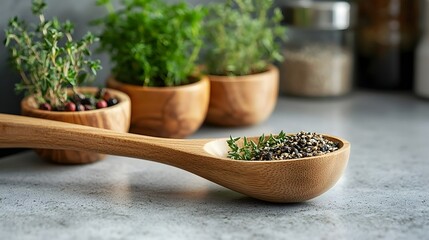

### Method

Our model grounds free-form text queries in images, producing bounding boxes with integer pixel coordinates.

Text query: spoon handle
[0,113,206,164]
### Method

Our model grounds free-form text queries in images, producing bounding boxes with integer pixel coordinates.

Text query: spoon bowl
[0,114,350,203]
[203,137,349,202]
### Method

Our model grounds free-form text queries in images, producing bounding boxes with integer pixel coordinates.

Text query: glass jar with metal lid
[280,0,355,97]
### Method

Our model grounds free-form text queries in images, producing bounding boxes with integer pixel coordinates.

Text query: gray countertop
[1,91,428,240]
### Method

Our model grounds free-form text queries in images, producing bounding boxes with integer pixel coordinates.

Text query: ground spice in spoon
[227,131,339,161]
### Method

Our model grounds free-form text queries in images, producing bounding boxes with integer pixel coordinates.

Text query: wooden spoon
[0,114,350,203]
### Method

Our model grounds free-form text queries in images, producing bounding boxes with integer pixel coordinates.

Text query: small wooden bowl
[107,76,210,138]
[206,65,279,127]
[21,87,131,164]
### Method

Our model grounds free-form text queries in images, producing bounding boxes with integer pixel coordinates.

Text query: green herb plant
[95,0,205,87]
[227,131,287,160]
[203,0,286,76]
[4,0,101,108]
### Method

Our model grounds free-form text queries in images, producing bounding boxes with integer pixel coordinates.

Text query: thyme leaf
[227,131,288,160]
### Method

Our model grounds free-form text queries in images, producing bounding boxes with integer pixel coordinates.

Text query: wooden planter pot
[107,77,210,138]
[206,65,279,126]
[21,87,131,164]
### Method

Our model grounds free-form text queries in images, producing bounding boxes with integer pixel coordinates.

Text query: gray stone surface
[1,91,428,239]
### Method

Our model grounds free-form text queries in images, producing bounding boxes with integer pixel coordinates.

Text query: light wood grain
[0,114,350,203]
[206,65,279,126]
[107,77,210,138]
[20,87,131,164]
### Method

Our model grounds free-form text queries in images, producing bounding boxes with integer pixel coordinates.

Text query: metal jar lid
[281,0,353,30]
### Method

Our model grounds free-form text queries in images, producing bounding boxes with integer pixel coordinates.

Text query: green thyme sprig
[227,131,287,160]
[4,0,101,108]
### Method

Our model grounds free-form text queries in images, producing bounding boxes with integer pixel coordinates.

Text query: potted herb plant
[95,0,209,138]
[4,0,131,164]
[202,0,286,126]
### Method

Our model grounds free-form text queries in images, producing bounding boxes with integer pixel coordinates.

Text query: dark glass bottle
[356,0,420,90]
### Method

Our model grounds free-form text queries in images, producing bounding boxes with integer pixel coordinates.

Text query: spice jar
[356,0,420,90]
[280,0,354,97]
[415,0,429,98]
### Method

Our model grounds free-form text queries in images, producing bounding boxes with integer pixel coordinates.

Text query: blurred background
[0,0,426,156]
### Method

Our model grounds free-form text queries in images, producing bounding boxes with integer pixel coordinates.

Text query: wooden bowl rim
[21,87,130,116]
[107,75,209,92]
[205,64,278,82]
